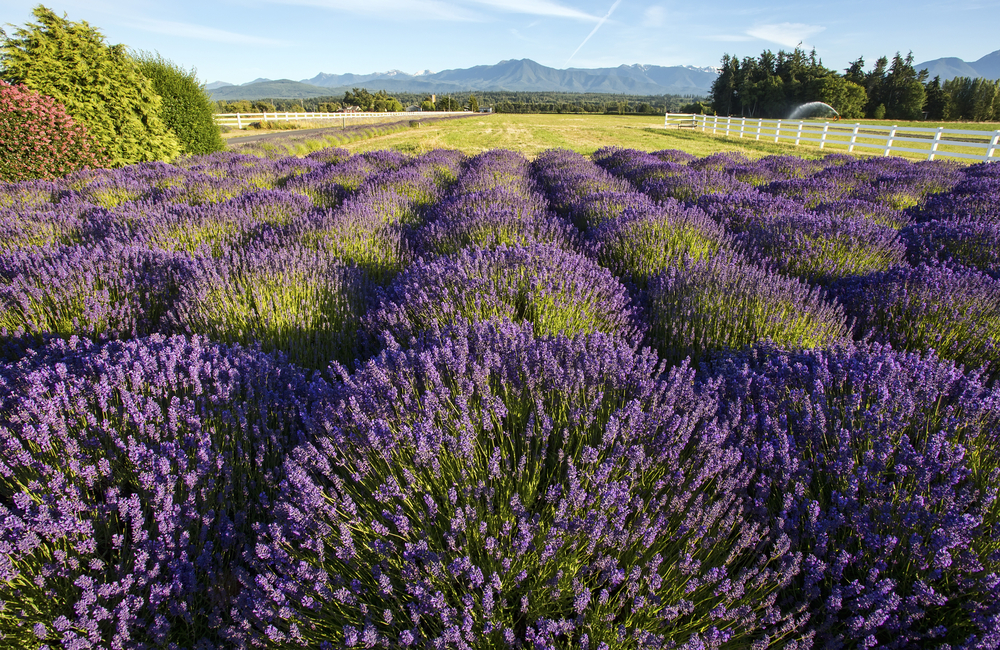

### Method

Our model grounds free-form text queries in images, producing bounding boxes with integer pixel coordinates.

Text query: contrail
[566,0,623,64]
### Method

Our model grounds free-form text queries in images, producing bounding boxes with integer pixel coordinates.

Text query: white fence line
[664,113,1000,163]
[214,111,470,128]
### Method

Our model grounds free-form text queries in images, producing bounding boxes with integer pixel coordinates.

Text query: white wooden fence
[214,111,469,128]
[664,113,1000,163]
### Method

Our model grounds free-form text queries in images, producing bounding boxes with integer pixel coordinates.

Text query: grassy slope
[236,113,998,161]
[338,114,838,159]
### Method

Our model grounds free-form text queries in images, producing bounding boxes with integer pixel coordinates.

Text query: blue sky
[3,0,998,85]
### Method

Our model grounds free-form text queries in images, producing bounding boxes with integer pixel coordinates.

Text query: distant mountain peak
[915,51,999,82]
[213,59,719,100]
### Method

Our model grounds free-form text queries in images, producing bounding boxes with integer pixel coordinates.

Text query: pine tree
[0,6,180,167]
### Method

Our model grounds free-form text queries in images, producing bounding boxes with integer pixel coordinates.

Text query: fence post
[774,119,782,143]
[236,113,242,129]
[820,122,829,149]
[664,112,669,127]
[724,116,731,137]
[740,117,746,138]
[712,114,718,135]
[928,127,944,160]
[988,131,1000,160]
[795,121,803,146]
[848,124,860,152]
[884,126,897,157]
[756,118,762,141]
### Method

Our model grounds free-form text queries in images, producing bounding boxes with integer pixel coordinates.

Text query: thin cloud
[125,18,288,45]
[746,22,825,48]
[466,0,600,21]
[567,0,623,64]
[706,34,755,42]
[266,0,482,21]
[643,6,665,27]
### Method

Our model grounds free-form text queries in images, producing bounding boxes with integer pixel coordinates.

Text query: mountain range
[914,50,1000,81]
[206,51,1000,102]
[207,58,720,100]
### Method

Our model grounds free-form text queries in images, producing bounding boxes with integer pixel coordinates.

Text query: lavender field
[1,144,999,650]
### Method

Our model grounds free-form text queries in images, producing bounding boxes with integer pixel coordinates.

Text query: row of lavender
[1,144,999,649]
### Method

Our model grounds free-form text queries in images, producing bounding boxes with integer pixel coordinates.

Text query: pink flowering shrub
[0,81,106,182]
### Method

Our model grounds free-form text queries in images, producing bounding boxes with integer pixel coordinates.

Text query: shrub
[245,321,807,648]
[0,6,181,166]
[365,243,644,347]
[134,52,226,155]
[0,81,106,181]
[902,218,1000,279]
[171,241,371,370]
[713,342,1000,647]
[735,210,906,284]
[836,262,1000,381]
[592,199,733,286]
[0,334,316,648]
[645,254,850,366]
[415,187,581,257]
[0,241,181,343]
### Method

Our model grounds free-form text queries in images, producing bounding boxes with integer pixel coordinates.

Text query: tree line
[217,91,703,116]
[709,47,1000,122]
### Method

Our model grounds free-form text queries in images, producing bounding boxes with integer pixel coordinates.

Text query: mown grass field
[275,113,997,163]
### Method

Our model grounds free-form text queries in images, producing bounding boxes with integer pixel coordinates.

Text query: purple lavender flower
[170,240,372,370]
[735,209,906,284]
[592,199,734,286]
[245,320,806,648]
[645,253,850,366]
[0,334,317,649]
[902,219,1000,279]
[365,243,645,347]
[834,262,1000,381]
[0,242,182,342]
[712,341,1000,647]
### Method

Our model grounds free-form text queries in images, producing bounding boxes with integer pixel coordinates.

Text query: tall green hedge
[0,5,180,167]
[135,52,225,156]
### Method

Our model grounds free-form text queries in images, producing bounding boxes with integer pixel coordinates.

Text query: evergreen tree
[709,54,738,116]
[134,52,224,155]
[883,52,926,120]
[923,76,950,120]
[0,5,180,167]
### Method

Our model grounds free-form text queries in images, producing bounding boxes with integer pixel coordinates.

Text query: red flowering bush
[0,81,106,182]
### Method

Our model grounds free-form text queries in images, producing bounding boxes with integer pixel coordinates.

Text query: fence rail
[214,111,471,128]
[664,113,1000,163]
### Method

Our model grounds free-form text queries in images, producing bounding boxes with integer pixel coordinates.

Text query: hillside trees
[342,88,403,112]
[0,5,180,167]
[135,52,225,155]
[711,47,863,118]
[943,76,1000,121]
[711,48,933,121]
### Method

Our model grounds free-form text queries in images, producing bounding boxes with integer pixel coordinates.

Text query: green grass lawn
[246,113,998,163]
[336,114,840,159]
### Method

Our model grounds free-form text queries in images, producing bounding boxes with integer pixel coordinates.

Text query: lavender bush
[365,243,644,348]
[0,242,181,343]
[835,262,1000,382]
[712,342,1000,647]
[734,210,906,284]
[0,334,317,649]
[902,219,1000,278]
[170,241,371,370]
[645,254,850,366]
[592,199,733,286]
[246,320,807,649]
